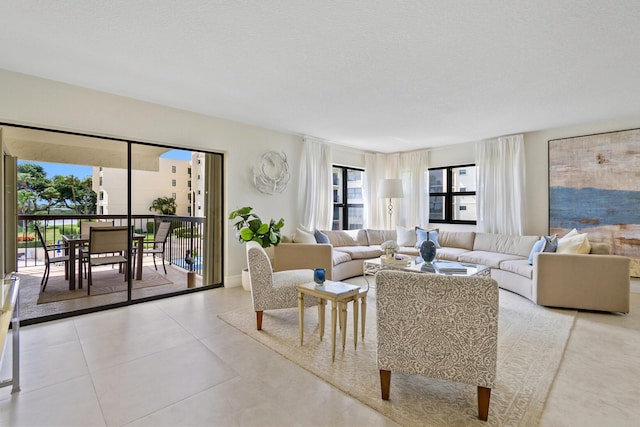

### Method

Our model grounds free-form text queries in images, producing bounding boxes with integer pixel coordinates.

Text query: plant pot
[241,268,251,291]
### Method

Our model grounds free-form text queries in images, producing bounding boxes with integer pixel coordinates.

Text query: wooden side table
[297,281,359,362]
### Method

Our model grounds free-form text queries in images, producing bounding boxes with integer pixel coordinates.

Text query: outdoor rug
[218,282,576,426]
[37,266,172,304]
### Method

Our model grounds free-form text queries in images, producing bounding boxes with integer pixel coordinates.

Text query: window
[171,192,176,199]
[332,166,364,230]
[172,165,176,173]
[429,164,477,224]
[188,167,191,175]
[171,179,176,187]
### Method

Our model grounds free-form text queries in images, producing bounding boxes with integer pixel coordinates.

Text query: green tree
[40,186,60,214]
[52,174,96,214]
[149,196,177,215]
[17,164,48,193]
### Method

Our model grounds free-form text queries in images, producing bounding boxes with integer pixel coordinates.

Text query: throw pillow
[396,225,417,247]
[528,238,546,265]
[293,227,316,244]
[542,234,558,252]
[314,229,330,244]
[415,226,441,249]
[557,232,591,254]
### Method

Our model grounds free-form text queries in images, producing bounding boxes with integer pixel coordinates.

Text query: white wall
[0,69,304,286]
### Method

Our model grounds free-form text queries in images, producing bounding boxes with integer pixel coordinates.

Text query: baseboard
[225,273,243,288]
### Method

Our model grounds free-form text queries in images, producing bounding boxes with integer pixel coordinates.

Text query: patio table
[62,233,144,290]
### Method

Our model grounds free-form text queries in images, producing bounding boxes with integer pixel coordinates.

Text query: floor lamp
[378,179,404,229]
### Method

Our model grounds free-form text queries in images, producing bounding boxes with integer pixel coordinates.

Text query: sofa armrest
[533,252,630,313]
[273,243,334,279]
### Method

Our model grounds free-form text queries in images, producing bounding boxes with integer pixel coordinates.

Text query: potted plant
[228,206,285,290]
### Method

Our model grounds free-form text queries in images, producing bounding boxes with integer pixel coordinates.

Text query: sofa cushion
[528,238,545,265]
[473,233,540,257]
[458,250,523,268]
[332,250,352,266]
[590,242,611,254]
[436,247,470,261]
[294,227,317,244]
[366,229,397,245]
[557,231,591,254]
[398,246,419,256]
[438,231,476,250]
[396,225,417,247]
[338,245,383,260]
[500,259,534,280]
[321,229,368,247]
[314,229,330,244]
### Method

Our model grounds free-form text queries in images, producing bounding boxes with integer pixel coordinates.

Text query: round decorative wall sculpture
[253,151,290,194]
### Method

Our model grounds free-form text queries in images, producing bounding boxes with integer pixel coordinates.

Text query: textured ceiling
[1,1,640,153]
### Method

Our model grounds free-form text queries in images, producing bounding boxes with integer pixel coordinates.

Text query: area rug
[218,282,576,426]
[37,266,172,304]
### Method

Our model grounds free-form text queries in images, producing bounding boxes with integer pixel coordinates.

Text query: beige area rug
[37,266,172,304]
[219,282,576,426]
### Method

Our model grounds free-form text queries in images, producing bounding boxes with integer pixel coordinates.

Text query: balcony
[16,214,208,323]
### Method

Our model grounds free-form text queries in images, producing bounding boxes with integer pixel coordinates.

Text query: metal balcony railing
[17,214,204,275]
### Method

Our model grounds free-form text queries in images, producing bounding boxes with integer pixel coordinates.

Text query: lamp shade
[378,179,404,199]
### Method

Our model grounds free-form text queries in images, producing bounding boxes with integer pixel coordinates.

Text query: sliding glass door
[2,124,224,324]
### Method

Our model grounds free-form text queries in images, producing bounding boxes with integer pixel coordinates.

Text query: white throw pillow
[557,232,591,254]
[396,225,417,247]
[293,227,317,244]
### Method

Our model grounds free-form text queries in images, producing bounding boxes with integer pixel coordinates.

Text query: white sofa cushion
[436,247,470,261]
[474,233,540,258]
[322,229,368,247]
[458,250,523,268]
[499,259,534,280]
[339,245,383,260]
[332,250,352,266]
[438,231,476,250]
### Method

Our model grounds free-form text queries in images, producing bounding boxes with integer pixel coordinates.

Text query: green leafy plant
[228,206,284,248]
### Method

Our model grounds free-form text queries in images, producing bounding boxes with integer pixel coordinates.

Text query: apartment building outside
[94,153,206,217]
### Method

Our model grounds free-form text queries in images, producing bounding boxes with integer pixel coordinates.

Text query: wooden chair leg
[478,386,491,421]
[380,370,391,400]
[256,311,263,330]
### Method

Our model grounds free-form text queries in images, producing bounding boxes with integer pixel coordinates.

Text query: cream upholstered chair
[246,241,316,330]
[375,270,499,422]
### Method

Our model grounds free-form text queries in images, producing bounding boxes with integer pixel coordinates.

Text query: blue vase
[420,239,436,263]
[314,268,326,285]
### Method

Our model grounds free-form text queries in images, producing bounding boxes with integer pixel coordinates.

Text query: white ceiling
[1,1,640,153]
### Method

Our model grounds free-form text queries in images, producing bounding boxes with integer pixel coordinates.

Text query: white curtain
[476,134,526,235]
[364,153,387,228]
[299,137,333,230]
[364,150,429,229]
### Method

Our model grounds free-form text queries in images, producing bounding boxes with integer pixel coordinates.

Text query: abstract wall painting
[549,128,640,277]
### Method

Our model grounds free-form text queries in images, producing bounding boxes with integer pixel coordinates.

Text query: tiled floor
[1,280,639,426]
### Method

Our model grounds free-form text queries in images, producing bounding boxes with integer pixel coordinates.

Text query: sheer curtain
[476,134,526,235]
[364,150,429,229]
[364,153,387,228]
[299,137,333,230]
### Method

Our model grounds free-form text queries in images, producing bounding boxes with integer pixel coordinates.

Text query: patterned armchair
[246,241,316,330]
[375,270,499,421]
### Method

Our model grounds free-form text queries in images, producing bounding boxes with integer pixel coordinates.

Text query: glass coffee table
[364,257,490,280]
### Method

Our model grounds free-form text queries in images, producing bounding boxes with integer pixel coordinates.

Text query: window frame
[429,163,477,225]
[332,165,364,230]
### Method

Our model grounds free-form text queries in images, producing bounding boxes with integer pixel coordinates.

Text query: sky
[19,148,193,179]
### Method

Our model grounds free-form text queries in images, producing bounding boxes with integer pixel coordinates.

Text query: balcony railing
[17,214,204,275]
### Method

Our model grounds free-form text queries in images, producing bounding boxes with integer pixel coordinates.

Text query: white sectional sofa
[273,228,630,313]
